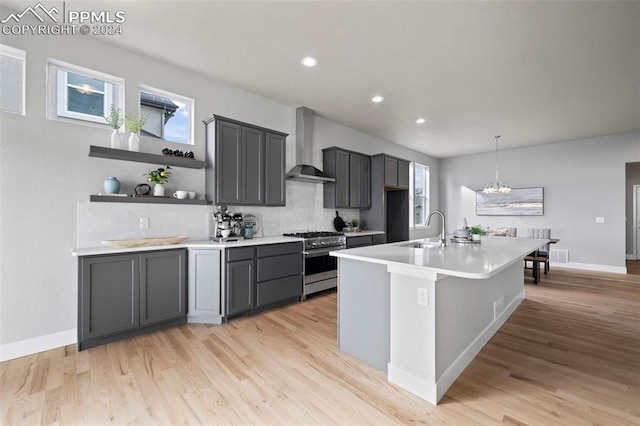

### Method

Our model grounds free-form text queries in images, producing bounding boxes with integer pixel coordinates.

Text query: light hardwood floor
[2,267,639,425]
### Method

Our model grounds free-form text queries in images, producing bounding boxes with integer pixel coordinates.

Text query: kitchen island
[331,236,547,405]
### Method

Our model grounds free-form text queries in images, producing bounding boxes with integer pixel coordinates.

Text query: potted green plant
[351,218,359,230]
[145,166,171,196]
[469,225,487,241]
[104,105,124,149]
[125,113,148,151]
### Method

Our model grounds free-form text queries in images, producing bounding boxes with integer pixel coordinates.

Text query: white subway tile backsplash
[77,180,360,248]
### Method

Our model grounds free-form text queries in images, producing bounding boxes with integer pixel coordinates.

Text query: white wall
[440,132,640,270]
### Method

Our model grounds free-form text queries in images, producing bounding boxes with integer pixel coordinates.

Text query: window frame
[47,58,124,127]
[138,84,194,145]
[0,44,26,115]
[410,162,430,229]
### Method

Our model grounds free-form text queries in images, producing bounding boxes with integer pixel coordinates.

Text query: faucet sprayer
[426,210,447,247]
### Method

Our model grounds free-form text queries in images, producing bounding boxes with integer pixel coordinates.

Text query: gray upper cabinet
[241,126,264,204]
[265,132,286,206]
[350,153,371,208]
[216,120,243,204]
[323,147,370,209]
[382,155,410,189]
[206,115,287,206]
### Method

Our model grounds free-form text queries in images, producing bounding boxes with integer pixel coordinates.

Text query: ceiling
[5,1,639,158]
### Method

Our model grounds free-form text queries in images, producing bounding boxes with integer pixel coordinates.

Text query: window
[410,162,430,228]
[139,85,194,145]
[0,44,25,115]
[47,59,123,126]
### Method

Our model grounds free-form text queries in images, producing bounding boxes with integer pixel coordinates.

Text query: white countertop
[72,235,304,257]
[331,237,547,279]
[343,230,385,237]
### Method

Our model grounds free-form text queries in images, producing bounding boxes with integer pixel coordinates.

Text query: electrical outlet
[493,295,505,320]
[417,288,429,307]
[140,217,150,229]
[595,217,605,224]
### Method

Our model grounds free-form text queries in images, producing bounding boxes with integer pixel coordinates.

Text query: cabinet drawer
[372,234,386,245]
[226,247,255,262]
[256,242,303,258]
[257,253,303,282]
[256,275,302,306]
[347,235,373,248]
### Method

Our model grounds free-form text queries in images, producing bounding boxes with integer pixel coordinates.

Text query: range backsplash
[77,181,359,248]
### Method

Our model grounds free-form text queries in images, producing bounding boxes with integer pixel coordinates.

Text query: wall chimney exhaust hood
[286,107,335,183]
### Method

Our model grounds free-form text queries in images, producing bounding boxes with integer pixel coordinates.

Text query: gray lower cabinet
[346,233,386,248]
[206,115,287,206]
[78,249,186,351]
[225,242,303,317]
[187,249,223,324]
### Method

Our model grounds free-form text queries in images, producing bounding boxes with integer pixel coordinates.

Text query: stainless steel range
[282,231,346,296]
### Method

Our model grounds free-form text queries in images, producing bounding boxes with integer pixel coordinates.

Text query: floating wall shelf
[89,145,206,169]
[90,195,211,205]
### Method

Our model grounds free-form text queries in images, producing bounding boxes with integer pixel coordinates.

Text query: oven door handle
[303,247,346,257]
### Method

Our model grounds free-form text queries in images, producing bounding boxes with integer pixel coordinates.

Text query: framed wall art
[476,187,544,216]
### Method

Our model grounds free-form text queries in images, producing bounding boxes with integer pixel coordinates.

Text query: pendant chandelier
[483,135,511,194]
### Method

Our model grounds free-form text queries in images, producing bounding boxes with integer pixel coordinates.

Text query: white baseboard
[0,329,77,362]
[552,262,627,275]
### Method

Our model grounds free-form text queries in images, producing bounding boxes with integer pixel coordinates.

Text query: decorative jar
[103,177,120,194]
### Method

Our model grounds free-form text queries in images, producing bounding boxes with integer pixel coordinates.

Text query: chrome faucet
[426,210,447,247]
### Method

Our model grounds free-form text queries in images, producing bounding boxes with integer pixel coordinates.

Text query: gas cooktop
[283,231,344,239]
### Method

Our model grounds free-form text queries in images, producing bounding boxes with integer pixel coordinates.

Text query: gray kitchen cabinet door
[226,259,255,315]
[188,249,222,318]
[242,126,264,204]
[265,132,286,206]
[384,156,398,187]
[216,120,243,204]
[335,149,350,208]
[80,254,139,341]
[350,153,370,208]
[139,250,186,326]
[397,160,410,189]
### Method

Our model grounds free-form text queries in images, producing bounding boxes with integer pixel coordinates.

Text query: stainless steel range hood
[286,107,335,183]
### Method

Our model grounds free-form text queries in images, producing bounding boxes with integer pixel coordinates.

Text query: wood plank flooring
[2,267,639,425]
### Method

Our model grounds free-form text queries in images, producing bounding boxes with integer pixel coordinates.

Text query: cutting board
[100,236,188,248]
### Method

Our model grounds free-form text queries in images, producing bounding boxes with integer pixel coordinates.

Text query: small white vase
[471,234,481,241]
[110,129,121,149]
[153,183,165,197]
[128,132,140,151]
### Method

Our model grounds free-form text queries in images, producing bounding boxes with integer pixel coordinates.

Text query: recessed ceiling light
[416,118,426,124]
[301,57,318,67]
[371,95,384,103]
